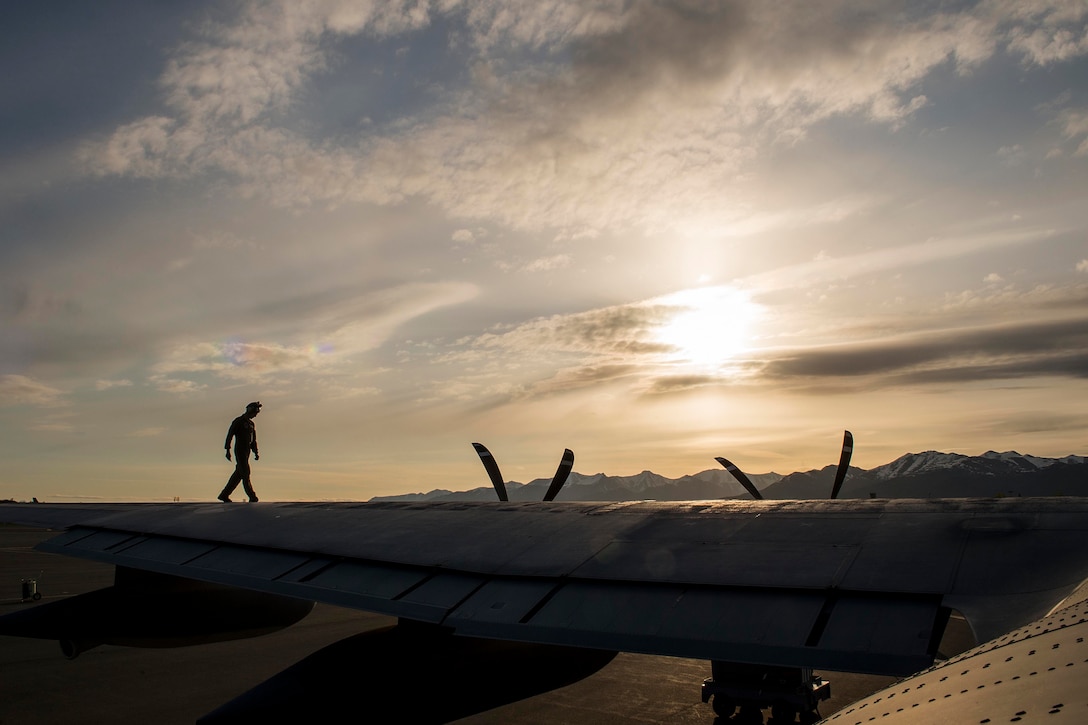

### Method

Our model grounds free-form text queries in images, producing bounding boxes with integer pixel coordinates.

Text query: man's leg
[236,453,257,502]
[219,458,249,501]
[242,474,258,502]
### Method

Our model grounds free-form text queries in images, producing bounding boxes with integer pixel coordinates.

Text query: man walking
[219,401,261,502]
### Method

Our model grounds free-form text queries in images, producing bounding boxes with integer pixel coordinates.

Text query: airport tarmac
[2,524,952,724]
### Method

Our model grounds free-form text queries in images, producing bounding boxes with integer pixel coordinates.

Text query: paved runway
[2,524,942,724]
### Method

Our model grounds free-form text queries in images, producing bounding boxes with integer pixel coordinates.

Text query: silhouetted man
[219,402,261,502]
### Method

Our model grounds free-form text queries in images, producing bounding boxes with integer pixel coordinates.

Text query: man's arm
[251,424,259,460]
[224,420,236,461]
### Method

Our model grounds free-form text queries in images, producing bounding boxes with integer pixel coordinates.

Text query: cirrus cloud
[0,374,66,407]
[77,1,1088,236]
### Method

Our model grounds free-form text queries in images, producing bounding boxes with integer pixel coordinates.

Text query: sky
[2,0,1087,502]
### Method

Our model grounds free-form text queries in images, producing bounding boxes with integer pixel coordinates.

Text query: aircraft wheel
[32,592,41,601]
[712,695,735,718]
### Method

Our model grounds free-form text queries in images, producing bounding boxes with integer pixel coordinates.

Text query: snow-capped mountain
[370,451,1085,503]
[761,451,1086,500]
[869,450,1085,480]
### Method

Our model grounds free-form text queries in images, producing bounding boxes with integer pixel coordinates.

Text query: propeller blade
[472,443,508,501]
[829,430,853,500]
[715,456,763,500]
[543,449,575,502]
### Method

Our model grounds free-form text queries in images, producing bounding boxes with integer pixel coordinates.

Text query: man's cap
[246,401,262,410]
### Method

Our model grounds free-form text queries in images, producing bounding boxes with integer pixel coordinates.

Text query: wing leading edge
[5,498,1088,677]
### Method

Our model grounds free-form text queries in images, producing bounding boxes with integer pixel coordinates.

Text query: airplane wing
[3,498,1088,679]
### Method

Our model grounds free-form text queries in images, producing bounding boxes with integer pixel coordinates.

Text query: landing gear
[701,661,829,723]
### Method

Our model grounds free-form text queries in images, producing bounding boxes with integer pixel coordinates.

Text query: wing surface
[3,499,1088,676]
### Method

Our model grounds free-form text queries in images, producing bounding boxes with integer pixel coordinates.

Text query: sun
[651,286,760,370]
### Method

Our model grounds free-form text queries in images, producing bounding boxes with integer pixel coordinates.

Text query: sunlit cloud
[451,229,477,244]
[741,226,1059,295]
[149,282,478,390]
[938,282,1088,315]
[436,285,762,405]
[1004,1,1088,65]
[760,316,1088,385]
[95,379,133,391]
[0,374,66,407]
[521,254,573,273]
[75,1,1088,236]
[150,376,207,395]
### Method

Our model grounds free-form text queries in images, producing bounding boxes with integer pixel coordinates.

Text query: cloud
[151,281,477,388]
[0,374,66,406]
[760,315,1088,384]
[95,379,133,391]
[521,363,639,398]
[997,144,1026,165]
[152,341,324,386]
[938,281,1088,314]
[643,374,724,395]
[1002,0,1088,65]
[451,229,476,244]
[76,2,1088,236]
[1056,108,1088,155]
[150,376,207,395]
[521,254,572,273]
[431,284,762,405]
[469,302,674,358]
[743,226,1058,294]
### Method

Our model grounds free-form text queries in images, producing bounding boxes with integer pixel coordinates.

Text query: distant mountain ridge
[370,451,1086,502]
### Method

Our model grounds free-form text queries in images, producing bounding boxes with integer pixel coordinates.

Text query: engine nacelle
[0,567,313,658]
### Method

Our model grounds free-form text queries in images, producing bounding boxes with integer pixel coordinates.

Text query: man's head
[245,401,262,417]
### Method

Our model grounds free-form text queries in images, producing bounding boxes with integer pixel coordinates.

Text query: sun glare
[652,286,760,370]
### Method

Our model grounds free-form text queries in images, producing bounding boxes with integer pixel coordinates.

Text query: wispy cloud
[742,226,1060,295]
[76,1,1088,236]
[95,379,133,391]
[0,374,66,407]
[150,281,477,390]
[760,315,1088,384]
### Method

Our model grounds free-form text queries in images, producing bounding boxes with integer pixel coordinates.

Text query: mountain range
[370,451,1087,503]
